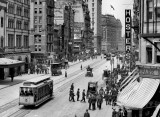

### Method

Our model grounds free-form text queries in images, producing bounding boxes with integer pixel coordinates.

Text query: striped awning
[117,77,160,109]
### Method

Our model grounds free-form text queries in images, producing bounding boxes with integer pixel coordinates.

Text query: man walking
[84,109,90,117]
[76,88,80,101]
[81,89,86,102]
[88,94,92,110]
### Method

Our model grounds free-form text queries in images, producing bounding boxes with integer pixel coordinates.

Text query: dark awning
[0,58,25,68]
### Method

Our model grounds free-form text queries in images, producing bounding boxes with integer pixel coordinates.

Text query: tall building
[30,0,54,64]
[101,14,122,54]
[1,0,30,74]
[85,0,102,54]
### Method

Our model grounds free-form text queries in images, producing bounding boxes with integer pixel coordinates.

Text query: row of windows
[34,16,42,24]
[34,25,42,32]
[8,4,29,17]
[15,0,30,5]
[8,34,29,48]
[35,0,42,5]
[35,45,41,51]
[34,8,42,14]
[34,35,41,43]
[8,19,29,30]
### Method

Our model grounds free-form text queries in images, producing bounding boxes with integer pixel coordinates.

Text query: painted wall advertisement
[125,9,131,68]
[54,9,64,25]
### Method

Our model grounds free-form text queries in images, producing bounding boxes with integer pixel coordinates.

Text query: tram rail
[0,59,105,117]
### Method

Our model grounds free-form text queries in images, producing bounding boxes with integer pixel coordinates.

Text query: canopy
[0,58,25,68]
[117,76,160,109]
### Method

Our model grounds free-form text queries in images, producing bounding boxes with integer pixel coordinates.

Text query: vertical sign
[125,9,131,70]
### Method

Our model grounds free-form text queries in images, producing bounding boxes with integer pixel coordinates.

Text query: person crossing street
[81,89,86,102]
[76,88,80,101]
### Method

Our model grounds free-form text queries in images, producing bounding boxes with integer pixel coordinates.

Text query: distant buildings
[30,0,54,64]
[85,0,102,54]
[101,14,123,54]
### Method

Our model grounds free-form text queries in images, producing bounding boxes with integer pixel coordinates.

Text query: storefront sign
[125,9,131,65]
[138,65,160,78]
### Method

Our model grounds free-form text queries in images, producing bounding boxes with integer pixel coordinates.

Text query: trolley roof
[23,75,51,85]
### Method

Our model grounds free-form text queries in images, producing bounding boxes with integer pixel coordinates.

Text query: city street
[0,57,121,117]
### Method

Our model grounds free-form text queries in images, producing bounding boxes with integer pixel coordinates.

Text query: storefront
[0,58,25,80]
[117,64,160,117]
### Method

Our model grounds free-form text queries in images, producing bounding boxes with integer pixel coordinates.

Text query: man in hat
[81,89,86,102]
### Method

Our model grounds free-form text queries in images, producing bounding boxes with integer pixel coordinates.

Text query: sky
[102,0,133,36]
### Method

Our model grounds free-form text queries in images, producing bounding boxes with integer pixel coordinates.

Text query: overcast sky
[102,0,133,36]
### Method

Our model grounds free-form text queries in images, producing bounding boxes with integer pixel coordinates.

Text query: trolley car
[19,76,53,106]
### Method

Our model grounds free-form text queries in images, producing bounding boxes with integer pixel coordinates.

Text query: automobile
[87,81,98,98]
[51,63,62,76]
[85,66,93,77]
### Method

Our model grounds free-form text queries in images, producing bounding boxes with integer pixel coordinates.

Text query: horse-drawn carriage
[87,81,98,98]
[85,66,93,77]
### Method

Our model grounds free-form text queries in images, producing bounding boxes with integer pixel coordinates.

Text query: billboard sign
[54,9,64,20]
[125,9,131,66]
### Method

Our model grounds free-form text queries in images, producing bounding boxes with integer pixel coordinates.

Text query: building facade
[101,14,122,54]
[85,0,102,54]
[54,1,74,61]
[30,0,54,64]
[1,0,30,75]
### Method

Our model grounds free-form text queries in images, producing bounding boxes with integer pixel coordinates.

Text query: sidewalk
[0,60,82,90]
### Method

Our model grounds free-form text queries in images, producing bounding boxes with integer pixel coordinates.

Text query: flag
[110,5,115,10]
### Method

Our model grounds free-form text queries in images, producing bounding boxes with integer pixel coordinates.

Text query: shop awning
[117,77,160,109]
[0,58,25,68]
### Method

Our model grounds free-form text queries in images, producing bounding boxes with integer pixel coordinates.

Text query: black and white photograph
[0,0,159,117]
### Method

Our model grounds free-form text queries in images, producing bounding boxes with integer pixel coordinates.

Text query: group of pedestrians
[69,83,86,102]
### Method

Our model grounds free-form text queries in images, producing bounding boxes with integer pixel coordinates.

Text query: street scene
[0,0,160,117]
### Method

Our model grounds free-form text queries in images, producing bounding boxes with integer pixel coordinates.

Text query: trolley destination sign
[138,65,160,79]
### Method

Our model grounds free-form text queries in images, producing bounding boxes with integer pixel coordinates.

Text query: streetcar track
[0,59,105,117]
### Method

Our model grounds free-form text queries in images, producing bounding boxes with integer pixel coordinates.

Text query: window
[34,8,37,14]
[34,35,41,43]
[146,47,152,63]
[92,3,94,7]
[8,34,14,48]
[39,1,42,4]
[24,21,29,30]
[1,17,3,27]
[34,16,37,23]
[24,35,29,48]
[35,0,37,4]
[39,16,42,23]
[24,0,30,5]
[16,20,22,29]
[16,35,21,48]
[39,8,42,13]
[92,13,94,17]
[17,6,22,16]
[24,9,29,17]
[92,0,94,2]
[38,45,41,51]
[8,18,14,28]
[39,25,42,32]
[35,45,37,51]
[8,3,14,14]
[34,25,37,32]
[92,8,94,12]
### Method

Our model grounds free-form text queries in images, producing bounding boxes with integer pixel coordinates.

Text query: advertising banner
[125,9,131,69]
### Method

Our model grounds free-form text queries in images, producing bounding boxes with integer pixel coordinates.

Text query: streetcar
[19,76,53,107]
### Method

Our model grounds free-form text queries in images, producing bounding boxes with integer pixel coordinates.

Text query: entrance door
[0,68,4,80]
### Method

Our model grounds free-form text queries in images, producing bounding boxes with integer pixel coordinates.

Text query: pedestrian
[84,109,90,117]
[71,83,74,91]
[118,108,124,117]
[81,89,86,102]
[92,95,96,110]
[76,88,80,101]
[65,70,67,77]
[71,91,75,102]
[28,68,30,75]
[81,64,82,70]
[99,87,104,97]
[88,94,92,110]
[112,108,117,117]
[104,92,109,105]
[97,94,103,110]
[10,68,15,82]
[69,88,72,101]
